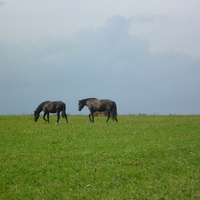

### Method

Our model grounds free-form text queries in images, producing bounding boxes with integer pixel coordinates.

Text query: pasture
[0,115,199,199]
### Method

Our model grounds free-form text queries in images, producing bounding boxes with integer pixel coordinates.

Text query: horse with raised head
[34,101,68,123]
[78,98,118,122]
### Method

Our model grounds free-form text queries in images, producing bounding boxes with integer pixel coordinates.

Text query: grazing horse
[78,98,118,122]
[34,101,68,123]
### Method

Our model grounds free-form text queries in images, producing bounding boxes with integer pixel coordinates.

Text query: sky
[0,0,200,115]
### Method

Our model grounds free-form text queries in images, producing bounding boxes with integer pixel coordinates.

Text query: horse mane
[80,98,97,104]
[35,101,49,113]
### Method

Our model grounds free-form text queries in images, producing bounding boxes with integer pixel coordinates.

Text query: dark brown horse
[78,98,118,122]
[34,101,68,123]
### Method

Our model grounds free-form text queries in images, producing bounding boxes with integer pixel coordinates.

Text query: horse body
[78,98,118,122]
[34,101,68,123]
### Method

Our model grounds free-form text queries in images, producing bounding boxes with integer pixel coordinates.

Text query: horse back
[90,99,116,111]
[44,101,65,113]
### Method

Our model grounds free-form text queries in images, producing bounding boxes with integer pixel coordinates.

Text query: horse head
[34,111,40,122]
[78,100,85,111]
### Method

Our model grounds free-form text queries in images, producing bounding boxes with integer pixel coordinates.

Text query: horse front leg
[89,112,94,122]
[91,112,94,123]
[89,113,92,122]
[47,113,50,123]
[43,112,49,123]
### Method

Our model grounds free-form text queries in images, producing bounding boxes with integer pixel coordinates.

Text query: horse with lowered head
[34,101,68,124]
[78,98,118,122]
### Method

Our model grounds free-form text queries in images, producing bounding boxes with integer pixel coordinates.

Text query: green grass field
[0,115,199,199]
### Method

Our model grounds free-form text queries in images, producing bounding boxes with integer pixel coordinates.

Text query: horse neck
[80,98,89,106]
[35,101,47,113]
[35,105,42,114]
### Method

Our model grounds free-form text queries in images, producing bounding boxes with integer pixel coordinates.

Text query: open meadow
[0,115,200,199]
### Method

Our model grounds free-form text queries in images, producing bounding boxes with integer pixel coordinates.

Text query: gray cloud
[131,14,168,22]
[0,1,5,6]
[0,15,199,115]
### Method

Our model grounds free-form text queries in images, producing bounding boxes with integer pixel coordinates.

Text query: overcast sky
[0,0,200,115]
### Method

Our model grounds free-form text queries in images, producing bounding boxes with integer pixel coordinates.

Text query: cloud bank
[0,16,199,115]
[0,1,4,6]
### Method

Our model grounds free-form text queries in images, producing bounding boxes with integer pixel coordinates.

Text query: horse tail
[62,103,66,118]
[111,101,118,121]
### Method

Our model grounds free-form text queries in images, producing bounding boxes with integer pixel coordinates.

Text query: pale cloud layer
[0,0,200,56]
[0,1,200,115]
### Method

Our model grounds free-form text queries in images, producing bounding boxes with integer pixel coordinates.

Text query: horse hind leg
[111,107,118,122]
[65,114,68,123]
[63,113,68,123]
[106,112,110,122]
[56,112,60,124]
[62,110,68,123]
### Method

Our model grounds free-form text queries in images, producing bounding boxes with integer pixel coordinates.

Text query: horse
[78,98,118,122]
[34,101,68,123]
